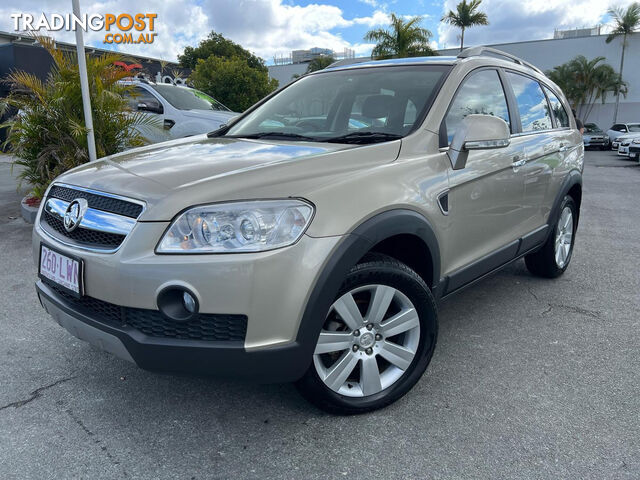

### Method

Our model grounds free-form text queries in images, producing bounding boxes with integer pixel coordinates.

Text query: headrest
[362,94,395,119]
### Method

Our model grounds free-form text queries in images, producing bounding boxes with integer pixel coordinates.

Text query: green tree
[179,32,266,72]
[306,56,336,73]
[441,0,489,51]
[0,36,152,200]
[546,55,627,121]
[605,2,640,122]
[364,14,436,60]
[190,56,278,112]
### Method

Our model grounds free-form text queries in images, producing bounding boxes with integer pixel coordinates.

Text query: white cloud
[437,0,638,50]
[0,0,390,61]
[202,0,389,60]
[1,0,210,60]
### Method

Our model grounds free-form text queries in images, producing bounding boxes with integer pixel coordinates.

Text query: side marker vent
[437,190,449,216]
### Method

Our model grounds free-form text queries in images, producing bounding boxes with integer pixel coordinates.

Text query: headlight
[157,199,314,253]
[633,139,640,145]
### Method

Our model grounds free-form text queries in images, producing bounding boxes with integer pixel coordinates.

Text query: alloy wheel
[554,206,574,268]
[313,284,421,398]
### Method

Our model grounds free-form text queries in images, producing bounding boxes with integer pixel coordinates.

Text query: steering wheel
[294,120,322,132]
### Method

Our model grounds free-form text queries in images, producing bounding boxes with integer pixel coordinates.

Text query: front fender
[293,209,441,373]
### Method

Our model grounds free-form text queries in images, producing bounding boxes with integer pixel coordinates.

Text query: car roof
[118,79,186,88]
[324,56,458,71]
[325,48,545,76]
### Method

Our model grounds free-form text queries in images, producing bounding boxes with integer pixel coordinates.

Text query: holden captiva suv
[34,47,583,414]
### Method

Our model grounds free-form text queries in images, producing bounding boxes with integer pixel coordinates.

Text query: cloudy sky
[1,0,635,63]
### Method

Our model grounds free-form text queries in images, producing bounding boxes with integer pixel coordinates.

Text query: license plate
[39,244,84,297]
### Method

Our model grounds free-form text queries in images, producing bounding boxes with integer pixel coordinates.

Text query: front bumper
[37,281,309,382]
[33,214,344,380]
[34,220,341,349]
[583,138,607,147]
[618,145,630,156]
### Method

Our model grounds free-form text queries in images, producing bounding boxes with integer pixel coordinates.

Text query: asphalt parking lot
[0,150,638,479]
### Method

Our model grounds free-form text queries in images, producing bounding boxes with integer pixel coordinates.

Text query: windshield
[628,124,640,132]
[224,65,450,143]
[150,84,230,112]
[584,124,602,133]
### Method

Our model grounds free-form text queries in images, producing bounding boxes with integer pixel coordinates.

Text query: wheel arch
[294,209,441,369]
[550,170,583,231]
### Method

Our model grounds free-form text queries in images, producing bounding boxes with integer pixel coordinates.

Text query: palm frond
[3,34,149,199]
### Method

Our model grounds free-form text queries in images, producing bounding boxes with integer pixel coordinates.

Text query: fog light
[157,287,199,321]
[183,291,197,313]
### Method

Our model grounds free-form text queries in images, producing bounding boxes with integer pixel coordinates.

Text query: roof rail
[457,46,544,75]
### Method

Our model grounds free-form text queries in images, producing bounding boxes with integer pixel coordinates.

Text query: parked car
[34,48,583,414]
[121,79,238,143]
[628,139,640,161]
[608,123,640,150]
[618,138,633,157]
[582,123,609,150]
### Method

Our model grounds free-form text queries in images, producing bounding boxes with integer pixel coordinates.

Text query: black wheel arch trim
[548,169,582,237]
[294,209,442,372]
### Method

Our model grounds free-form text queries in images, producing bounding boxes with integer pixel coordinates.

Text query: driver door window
[126,86,162,113]
[444,69,510,144]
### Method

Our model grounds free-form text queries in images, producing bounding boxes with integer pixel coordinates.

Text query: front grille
[40,184,143,251]
[45,281,247,342]
[44,211,125,249]
[49,185,143,218]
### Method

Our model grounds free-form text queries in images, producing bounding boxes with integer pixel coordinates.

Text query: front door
[443,68,527,276]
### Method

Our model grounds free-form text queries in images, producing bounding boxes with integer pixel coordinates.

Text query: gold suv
[34,48,583,413]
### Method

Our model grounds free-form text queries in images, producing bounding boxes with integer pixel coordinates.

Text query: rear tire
[296,253,438,414]
[525,196,577,278]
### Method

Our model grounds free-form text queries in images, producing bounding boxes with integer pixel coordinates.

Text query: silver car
[34,48,583,413]
[582,123,609,150]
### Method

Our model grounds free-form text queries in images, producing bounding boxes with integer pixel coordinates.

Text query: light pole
[72,0,97,162]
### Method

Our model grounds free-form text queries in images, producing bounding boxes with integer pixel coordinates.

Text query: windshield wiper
[226,132,318,141]
[322,132,403,144]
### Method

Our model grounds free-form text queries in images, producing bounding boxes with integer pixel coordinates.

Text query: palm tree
[606,2,640,122]
[441,0,489,52]
[546,55,627,122]
[306,56,336,73]
[365,14,435,60]
[606,2,640,123]
[0,36,154,200]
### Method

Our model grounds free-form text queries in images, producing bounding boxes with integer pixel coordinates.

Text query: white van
[121,80,238,143]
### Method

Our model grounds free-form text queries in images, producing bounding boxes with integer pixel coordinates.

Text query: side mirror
[447,114,510,170]
[138,100,163,114]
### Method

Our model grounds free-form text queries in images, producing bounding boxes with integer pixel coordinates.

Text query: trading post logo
[11,13,158,45]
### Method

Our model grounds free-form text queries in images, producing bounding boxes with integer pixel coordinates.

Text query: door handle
[512,155,526,168]
[558,144,569,152]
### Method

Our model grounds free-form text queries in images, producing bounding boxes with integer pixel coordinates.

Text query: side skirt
[438,225,549,300]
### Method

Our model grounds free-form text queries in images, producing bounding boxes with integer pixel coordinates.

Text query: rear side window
[544,87,569,128]
[506,72,552,132]
[445,69,510,143]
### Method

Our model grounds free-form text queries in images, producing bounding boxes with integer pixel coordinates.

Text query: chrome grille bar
[39,184,145,253]
[44,197,136,236]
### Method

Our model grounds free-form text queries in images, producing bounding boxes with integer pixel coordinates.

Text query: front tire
[296,254,438,414]
[525,195,577,278]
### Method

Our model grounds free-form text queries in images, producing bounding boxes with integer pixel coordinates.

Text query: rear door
[503,71,558,234]
[444,68,526,273]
